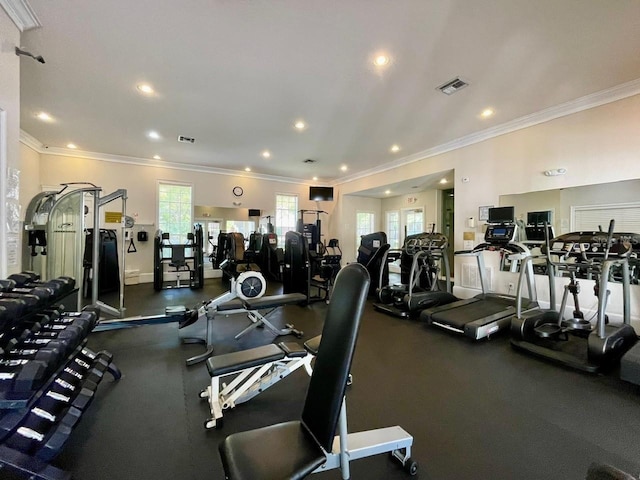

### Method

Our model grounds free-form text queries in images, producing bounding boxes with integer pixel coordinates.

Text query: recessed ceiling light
[481,108,494,118]
[153,155,161,160]
[66,143,77,149]
[36,112,53,122]
[245,167,252,172]
[340,165,348,172]
[148,131,161,140]
[137,84,154,95]
[262,150,271,158]
[390,144,400,153]
[439,179,448,184]
[312,176,318,181]
[373,54,390,66]
[385,190,391,195]
[294,120,306,130]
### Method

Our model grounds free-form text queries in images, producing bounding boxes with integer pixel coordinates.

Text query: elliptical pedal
[533,323,568,340]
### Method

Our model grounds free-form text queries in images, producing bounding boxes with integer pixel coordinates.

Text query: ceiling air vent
[437,77,469,95]
[303,158,316,163]
[177,135,195,144]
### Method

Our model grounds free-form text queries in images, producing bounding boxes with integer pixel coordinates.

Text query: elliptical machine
[510,220,638,373]
[374,232,456,318]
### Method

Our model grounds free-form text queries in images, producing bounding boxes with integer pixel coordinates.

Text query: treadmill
[420,208,538,340]
[374,232,457,318]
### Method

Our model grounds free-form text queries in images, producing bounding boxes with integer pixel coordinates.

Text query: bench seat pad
[207,344,285,376]
[219,420,325,480]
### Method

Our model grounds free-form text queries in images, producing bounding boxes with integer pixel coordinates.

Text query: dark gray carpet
[42,278,640,479]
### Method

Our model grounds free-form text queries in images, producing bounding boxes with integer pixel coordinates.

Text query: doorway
[440,188,455,279]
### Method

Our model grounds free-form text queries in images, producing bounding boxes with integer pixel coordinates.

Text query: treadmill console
[484,224,517,245]
[403,232,448,255]
[542,231,640,259]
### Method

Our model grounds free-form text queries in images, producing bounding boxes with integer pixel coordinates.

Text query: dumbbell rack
[0,272,120,480]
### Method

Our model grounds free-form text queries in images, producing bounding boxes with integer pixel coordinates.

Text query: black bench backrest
[300,263,370,451]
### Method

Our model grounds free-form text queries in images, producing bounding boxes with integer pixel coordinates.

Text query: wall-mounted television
[309,186,334,202]
[248,209,261,217]
[488,206,515,224]
[527,210,552,225]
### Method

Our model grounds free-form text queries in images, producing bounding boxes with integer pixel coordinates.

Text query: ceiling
[15,0,640,190]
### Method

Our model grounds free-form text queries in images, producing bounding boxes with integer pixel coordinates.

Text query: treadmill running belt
[430,300,512,330]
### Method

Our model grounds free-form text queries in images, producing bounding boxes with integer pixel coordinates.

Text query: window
[356,212,375,246]
[573,203,640,232]
[225,220,256,240]
[386,211,400,249]
[158,182,193,244]
[404,208,424,237]
[205,220,221,255]
[275,194,298,248]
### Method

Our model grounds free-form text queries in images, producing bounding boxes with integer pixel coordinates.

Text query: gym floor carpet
[37,278,640,479]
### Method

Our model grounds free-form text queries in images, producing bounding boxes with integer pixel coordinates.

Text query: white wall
[335,94,640,261]
[332,93,640,325]
[0,10,22,275]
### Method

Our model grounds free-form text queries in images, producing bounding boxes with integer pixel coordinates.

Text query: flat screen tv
[309,186,334,202]
[527,210,552,225]
[248,209,261,217]
[488,206,515,224]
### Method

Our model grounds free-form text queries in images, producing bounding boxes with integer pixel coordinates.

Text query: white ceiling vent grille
[437,77,469,95]
[177,135,195,144]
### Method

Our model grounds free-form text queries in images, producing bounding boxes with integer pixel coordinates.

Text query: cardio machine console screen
[404,233,448,254]
[545,231,640,259]
[484,224,516,244]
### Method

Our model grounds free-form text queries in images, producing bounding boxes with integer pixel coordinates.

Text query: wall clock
[233,186,244,197]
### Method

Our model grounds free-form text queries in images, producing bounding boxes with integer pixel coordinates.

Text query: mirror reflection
[499,179,640,282]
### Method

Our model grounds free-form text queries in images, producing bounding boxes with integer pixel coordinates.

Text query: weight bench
[217,293,306,340]
[185,292,306,366]
[219,263,418,480]
[200,335,321,429]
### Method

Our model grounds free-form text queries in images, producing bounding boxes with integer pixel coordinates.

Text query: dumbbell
[0,358,48,394]
[21,324,85,350]
[5,344,65,370]
[7,271,40,287]
[5,407,81,459]
[41,383,96,414]
[0,297,28,322]
[9,285,53,303]
[31,277,76,299]
[0,292,43,311]
[35,310,97,334]
[0,279,16,292]
[80,346,112,364]
[56,362,105,390]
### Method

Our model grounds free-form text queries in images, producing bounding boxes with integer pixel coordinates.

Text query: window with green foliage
[275,194,298,248]
[158,182,193,244]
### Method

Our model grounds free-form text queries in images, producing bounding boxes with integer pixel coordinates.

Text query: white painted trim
[0,109,7,278]
[0,0,41,31]
[20,132,314,186]
[19,129,42,150]
[19,78,640,187]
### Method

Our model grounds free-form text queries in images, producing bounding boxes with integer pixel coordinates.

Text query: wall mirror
[499,178,640,282]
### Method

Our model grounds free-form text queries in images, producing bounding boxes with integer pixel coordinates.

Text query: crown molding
[333,78,640,186]
[19,132,312,186]
[19,129,42,151]
[0,0,41,31]
[20,78,640,189]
